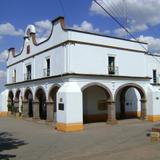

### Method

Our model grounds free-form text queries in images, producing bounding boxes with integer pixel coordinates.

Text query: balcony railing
[108,66,119,75]
[153,77,160,84]
[43,68,50,77]
[24,73,31,81]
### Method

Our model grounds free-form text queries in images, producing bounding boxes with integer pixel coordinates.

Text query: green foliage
[7,104,12,112]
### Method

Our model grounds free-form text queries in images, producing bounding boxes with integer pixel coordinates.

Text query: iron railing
[24,73,31,81]
[108,66,119,75]
[43,68,50,77]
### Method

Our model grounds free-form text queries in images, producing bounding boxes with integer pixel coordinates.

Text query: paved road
[0,117,160,160]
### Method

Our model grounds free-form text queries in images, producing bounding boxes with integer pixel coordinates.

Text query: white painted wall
[0,90,8,112]
[57,82,83,124]
[146,55,160,83]
[83,86,107,115]
[69,43,146,77]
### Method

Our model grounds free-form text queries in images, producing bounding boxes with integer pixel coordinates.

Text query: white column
[56,82,83,132]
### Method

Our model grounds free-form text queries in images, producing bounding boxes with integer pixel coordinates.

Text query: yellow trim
[0,112,8,117]
[147,115,160,122]
[55,123,84,132]
[137,111,141,118]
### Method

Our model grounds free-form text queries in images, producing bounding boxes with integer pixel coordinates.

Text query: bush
[7,104,12,112]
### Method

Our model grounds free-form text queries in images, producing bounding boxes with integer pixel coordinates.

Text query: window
[12,69,16,82]
[108,56,115,74]
[27,45,30,54]
[46,58,50,76]
[25,65,32,80]
[153,69,157,84]
[43,58,50,77]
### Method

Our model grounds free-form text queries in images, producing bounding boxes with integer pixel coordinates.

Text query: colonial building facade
[1,17,160,132]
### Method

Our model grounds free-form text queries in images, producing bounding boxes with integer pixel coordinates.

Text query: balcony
[108,66,119,75]
[43,68,50,77]
[24,73,31,81]
[153,77,160,84]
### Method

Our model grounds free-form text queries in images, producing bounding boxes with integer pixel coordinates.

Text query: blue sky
[1,0,160,92]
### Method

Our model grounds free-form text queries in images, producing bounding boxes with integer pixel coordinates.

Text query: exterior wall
[6,17,149,85]
[147,85,160,121]
[69,43,146,77]
[146,55,160,83]
[0,90,8,117]
[7,21,68,66]
[69,31,147,52]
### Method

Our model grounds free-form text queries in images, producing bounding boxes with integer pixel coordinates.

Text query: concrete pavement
[0,117,160,160]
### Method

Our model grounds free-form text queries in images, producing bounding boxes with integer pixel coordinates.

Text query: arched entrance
[24,88,33,117]
[115,83,147,120]
[15,89,21,113]
[48,85,60,122]
[35,87,46,120]
[82,83,114,124]
[8,90,14,112]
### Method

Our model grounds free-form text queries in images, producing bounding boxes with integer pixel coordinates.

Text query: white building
[1,17,160,132]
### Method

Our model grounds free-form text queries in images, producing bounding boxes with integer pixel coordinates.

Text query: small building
[1,17,160,132]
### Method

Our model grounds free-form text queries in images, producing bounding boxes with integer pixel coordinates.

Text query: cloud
[0,50,8,63]
[90,0,160,35]
[137,35,160,54]
[0,70,6,78]
[0,23,24,36]
[72,20,100,33]
[34,20,52,43]
[114,24,148,37]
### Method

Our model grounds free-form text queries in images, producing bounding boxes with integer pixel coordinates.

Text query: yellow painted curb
[55,122,84,132]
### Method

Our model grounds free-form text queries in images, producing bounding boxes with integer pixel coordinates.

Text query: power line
[94,0,160,66]
[104,1,123,18]
[109,1,124,18]
[93,0,148,52]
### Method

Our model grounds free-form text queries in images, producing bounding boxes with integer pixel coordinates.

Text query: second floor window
[108,56,115,74]
[43,58,50,77]
[12,69,16,82]
[46,58,50,76]
[25,65,32,80]
[153,69,157,84]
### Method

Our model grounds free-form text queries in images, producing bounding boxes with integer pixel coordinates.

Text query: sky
[1,0,160,92]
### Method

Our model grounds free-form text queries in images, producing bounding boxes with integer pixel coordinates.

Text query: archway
[15,89,21,113]
[35,87,46,120]
[24,88,33,117]
[8,90,14,112]
[82,83,113,124]
[48,85,60,122]
[115,83,147,120]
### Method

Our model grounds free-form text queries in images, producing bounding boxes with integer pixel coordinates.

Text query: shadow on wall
[0,132,27,160]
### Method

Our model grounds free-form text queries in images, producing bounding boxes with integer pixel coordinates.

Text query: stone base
[16,112,22,118]
[55,123,84,132]
[147,115,160,122]
[0,112,8,117]
[106,120,118,125]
